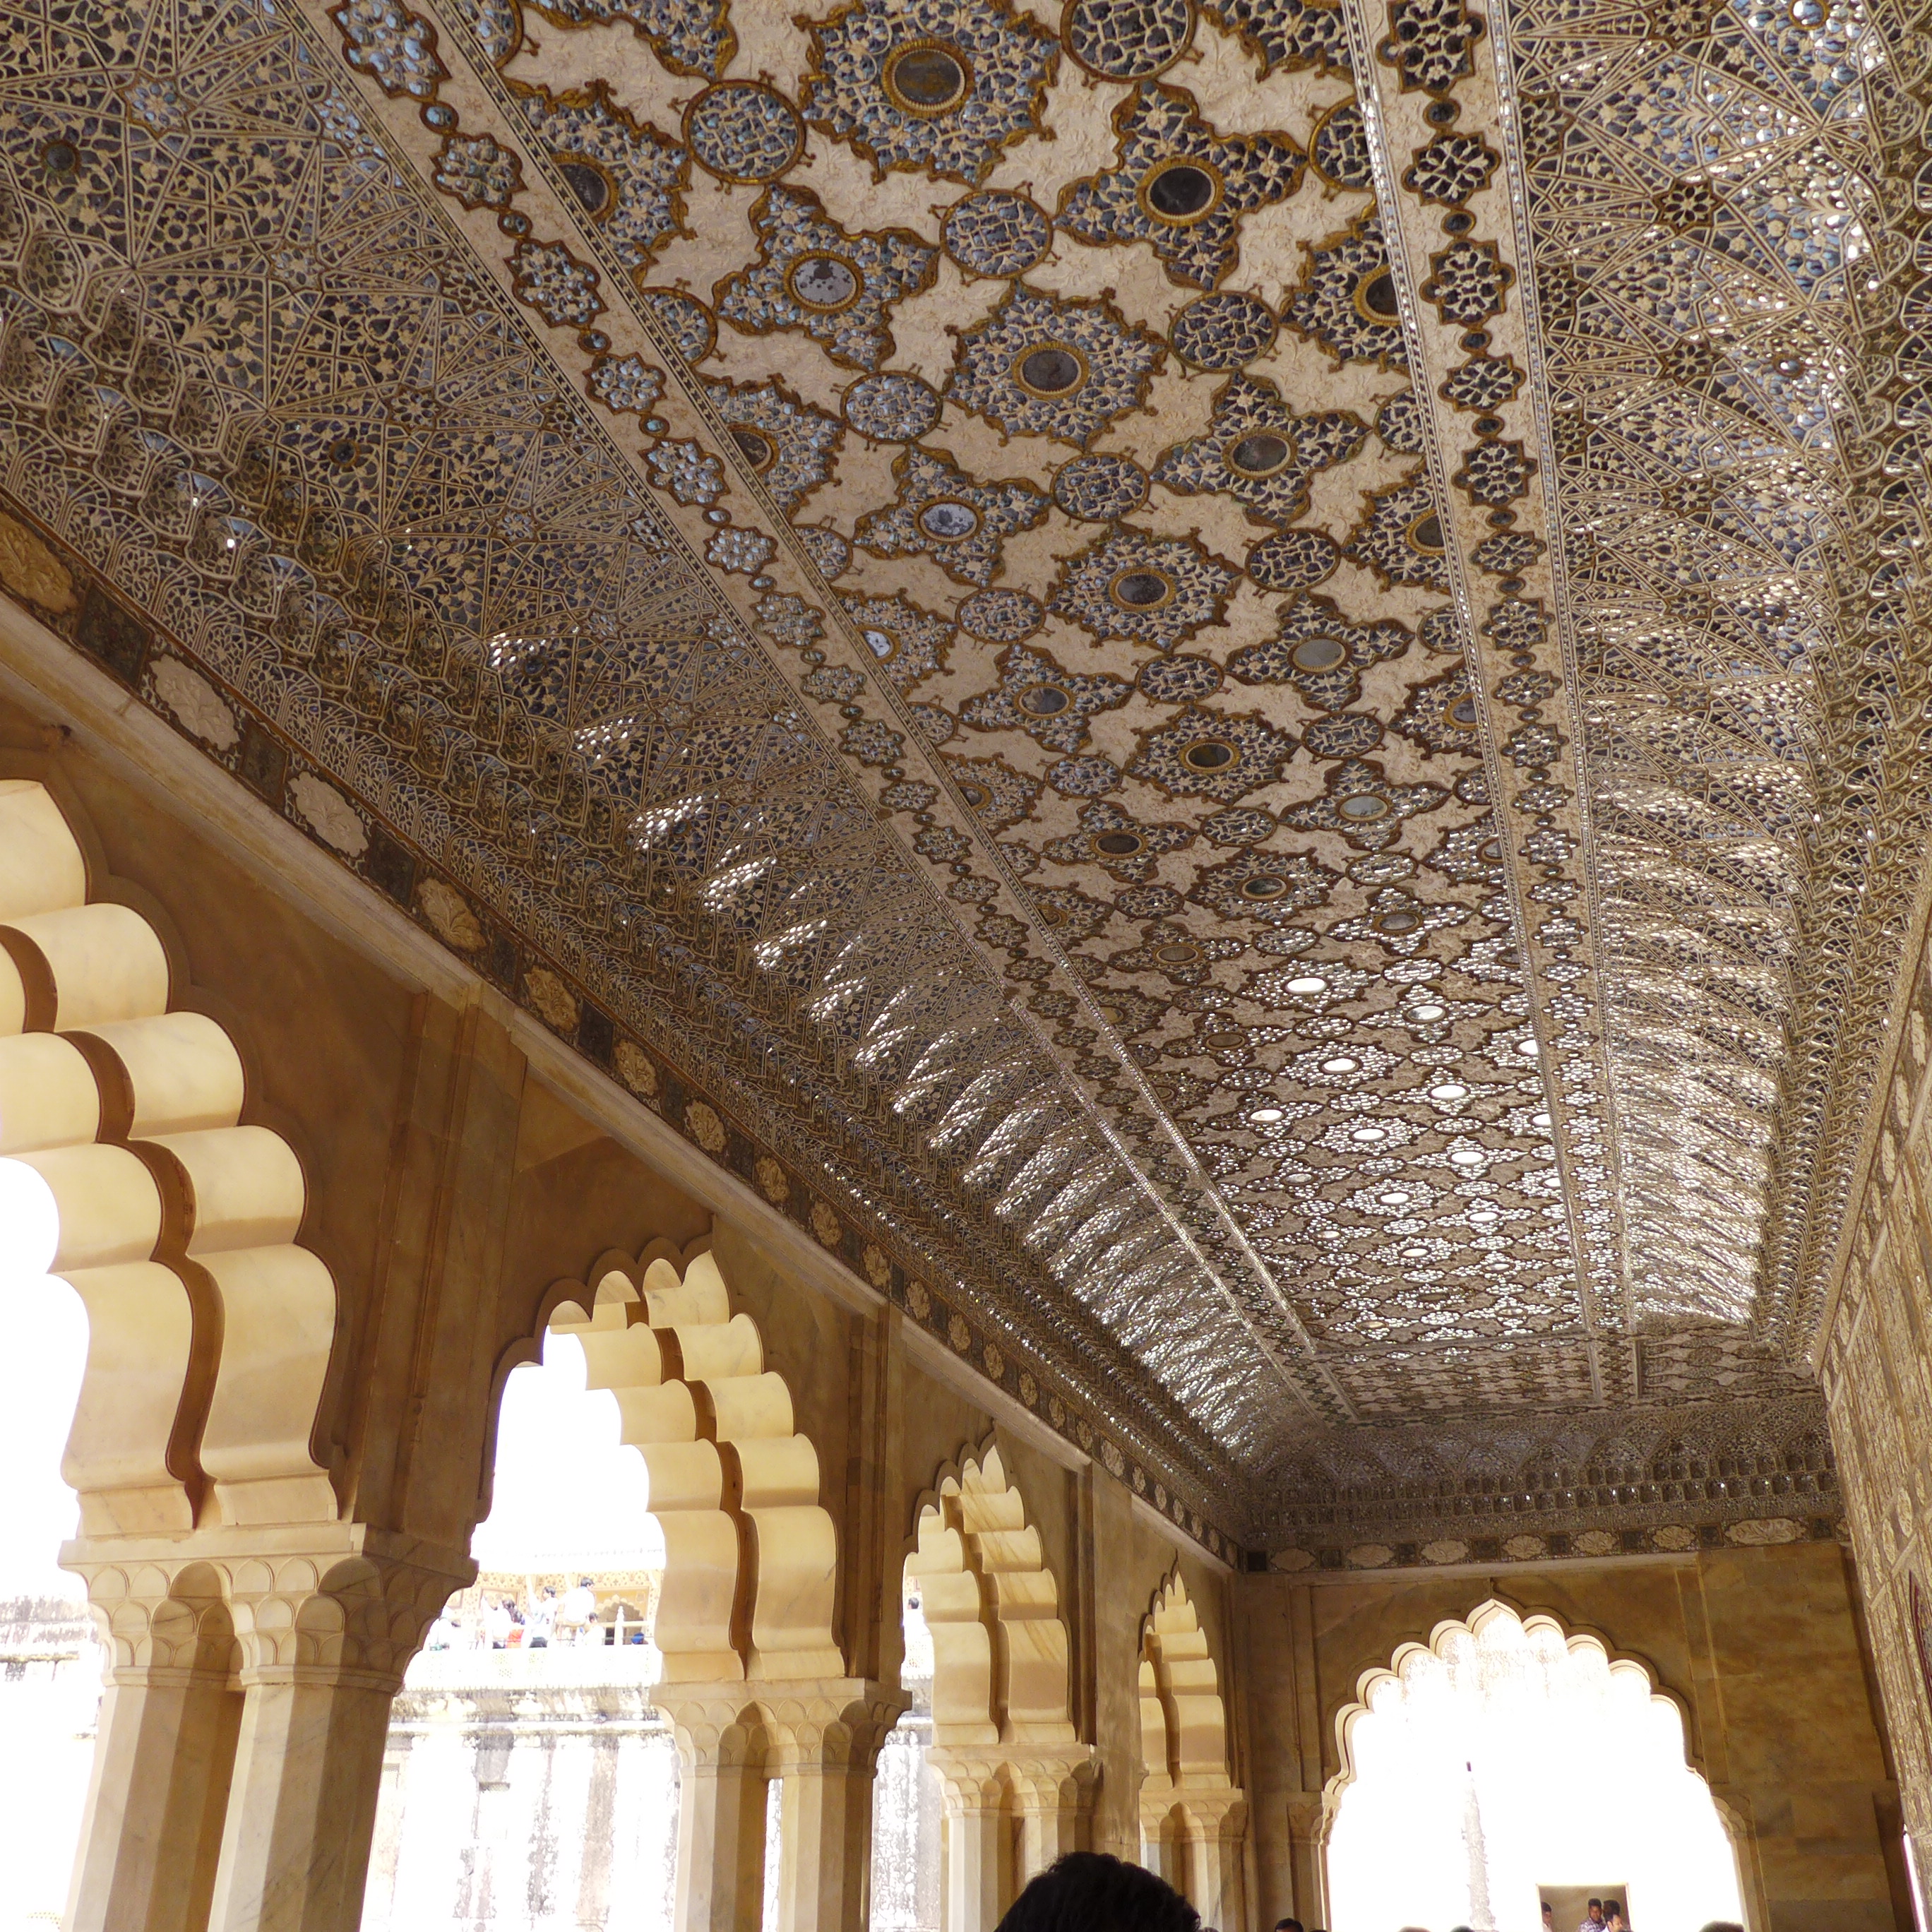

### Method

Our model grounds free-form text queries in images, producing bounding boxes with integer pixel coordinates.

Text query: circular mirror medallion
[1139,157,1222,226]
[958,780,991,808]
[1249,1106,1284,1123]
[40,138,79,177]
[1181,739,1238,773]
[1322,1055,1360,1075]
[1290,636,1346,673]
[787,254,861,312]
[1225,431,1294,478]
[1110,568,1174,610]
[1337,792,1389,820]
[1407,511,1445,555]
[1450,696,1479,725]
[1351,1126,1387,1143]
[918,499,981,542]
[1286,974,1328,995]
[559,157,613,219]
[1018,683,1072,716]
[1155,941,1200,965]
[1429,1081,1469,1101]
[1411,1002,1446,1021]
[863,628,897,660]
[730,426,777,470]
[884,42,972,115]
[1092,830,1145,858]
[1013,343,1087,397]
[1240,874,1288,900]
[1353,267,1400,323]
[1376,909,1421,934]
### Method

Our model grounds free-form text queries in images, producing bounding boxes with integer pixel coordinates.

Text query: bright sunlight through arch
[1326,1602,1744,1932]
[473,1330,666,1575]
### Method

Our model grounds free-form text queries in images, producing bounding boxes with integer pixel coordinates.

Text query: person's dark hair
[1275,1920,1304,1932]
[995,1853,1200,1932]
[1590,1903,1603,1912]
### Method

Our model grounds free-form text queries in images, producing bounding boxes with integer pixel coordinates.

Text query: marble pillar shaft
[207,1673,399,1932]
[66,1666,240,1932]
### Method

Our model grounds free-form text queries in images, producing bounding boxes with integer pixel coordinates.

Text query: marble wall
[363,1648,679,1932]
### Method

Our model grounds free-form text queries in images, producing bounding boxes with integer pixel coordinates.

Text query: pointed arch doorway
[1325,1600,1745,1932]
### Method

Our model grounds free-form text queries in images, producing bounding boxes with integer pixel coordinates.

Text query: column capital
[924,1741,1099,1808]
[652,1676,910,1770]
[1174,1779,1248,1837]
[61,1523,475,1690]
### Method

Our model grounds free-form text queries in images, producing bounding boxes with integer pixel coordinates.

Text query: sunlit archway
[1326,1600,1745,1932]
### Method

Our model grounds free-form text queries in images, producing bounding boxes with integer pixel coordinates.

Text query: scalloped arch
[0,777,338,1535]
[1328,1597,1703,1804]
[530,1236,844,1683]
[1140,1569,1232,1787]
[907,1438,1076,1751]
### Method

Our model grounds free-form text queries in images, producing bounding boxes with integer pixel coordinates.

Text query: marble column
[655,1686,774,1932]
[769,1683,905,1932]
[929,1759,1009,1932]
[1012,1754,1094,1886]
[64,1563,241,1932]
[1179,1788,1248,1929]
[66,1661,241,1932]
[62,1530,470,1932]
[1282,1792,1330,1931]
[926,1746,1093,1932]
[210,1537,467,1932]
[203,1671,398,1932]
[657,1679,907,1932]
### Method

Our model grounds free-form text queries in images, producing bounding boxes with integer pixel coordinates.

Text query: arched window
[1138,1572,1244,1925]
[1327,1599,1745,1931]
[902,1442,1092,1931]
[0,776,340,1535]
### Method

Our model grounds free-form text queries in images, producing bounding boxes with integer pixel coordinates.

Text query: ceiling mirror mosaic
[0,0,1925,1539]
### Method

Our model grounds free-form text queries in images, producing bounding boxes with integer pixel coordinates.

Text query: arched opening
[530,1237,844,1685]
[0,1171,94,1928]
[0,776,361,1932]
[0,777,340,1538]
[1138,1572,1244,1926]
[362,1291,681,1932]
[1326,1599,1746,1932]
[893,1441,1092,1932]
[370,1236,852,1932]
[869,1569,943,1932]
